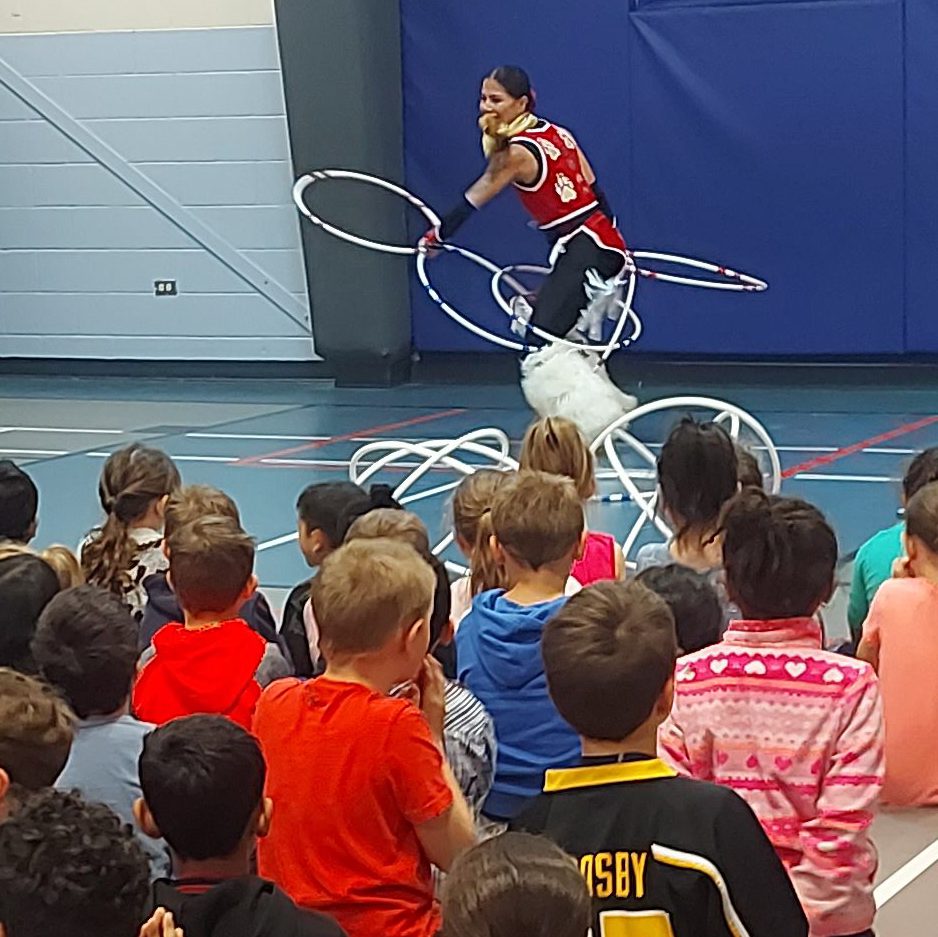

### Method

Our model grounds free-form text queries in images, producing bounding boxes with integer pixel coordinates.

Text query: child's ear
[156,494,170,519]
[133,798,162,839]
[165,569,174,592]
[575,530,588,561]
[256,797,274,839]
[161,539,170,560]
[655,676,675,719]
[904,531,917,561]
[240,574,259,603]
[489,535,506,567]
[404,616,429,652]
[439,618,456,648]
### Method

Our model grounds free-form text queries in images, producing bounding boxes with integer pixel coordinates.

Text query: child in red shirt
[134,516,289,729]
[254,538,475,937]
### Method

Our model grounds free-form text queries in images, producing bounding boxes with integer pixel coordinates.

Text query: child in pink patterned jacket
[659,489,884,937]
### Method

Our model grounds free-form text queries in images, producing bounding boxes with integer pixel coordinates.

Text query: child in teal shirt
[848,448,938,643]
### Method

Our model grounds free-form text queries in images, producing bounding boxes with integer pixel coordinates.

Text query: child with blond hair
[520,416,624,584]
[457,471,584,822]
[254,538,475,937]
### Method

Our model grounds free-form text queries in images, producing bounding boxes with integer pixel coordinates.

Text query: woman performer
[424,65,632,343]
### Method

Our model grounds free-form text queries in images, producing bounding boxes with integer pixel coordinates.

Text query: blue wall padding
[904,0,938,352]
[401,0,917,356]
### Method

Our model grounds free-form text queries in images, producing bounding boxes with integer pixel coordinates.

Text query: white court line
[0,447,69,456]
[84,453,237,463]
[874,838,938,908]
[256,532,299,552]
[0,426,125,434]
[794,473,901,483]
[189,432,434,444]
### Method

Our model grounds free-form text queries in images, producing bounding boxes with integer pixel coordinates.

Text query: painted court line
[233,408,468,466]
[875,838,938,908]
[781,415,938,478]
[0,426,124,434]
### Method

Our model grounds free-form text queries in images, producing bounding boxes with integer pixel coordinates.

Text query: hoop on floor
[589,397,782,565]
[632,251,767,292]
[417,242,641,355]
[348,428,519,575]
[490,262,642,360]
[292,169,440,256]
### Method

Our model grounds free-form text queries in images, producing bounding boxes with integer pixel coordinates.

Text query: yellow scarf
[480,112,539,159]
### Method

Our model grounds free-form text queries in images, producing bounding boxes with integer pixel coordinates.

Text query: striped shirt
[444,680,496,819]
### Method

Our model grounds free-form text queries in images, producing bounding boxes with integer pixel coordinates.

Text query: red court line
[233,408,468,466]
[781,415,938,479]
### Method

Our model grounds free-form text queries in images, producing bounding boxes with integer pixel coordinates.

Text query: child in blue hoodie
[456,470,585,823]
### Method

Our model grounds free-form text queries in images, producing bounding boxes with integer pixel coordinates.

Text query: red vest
[510,120,599,231]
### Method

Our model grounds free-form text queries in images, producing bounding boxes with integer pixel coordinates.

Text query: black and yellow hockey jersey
[512,755,808,937]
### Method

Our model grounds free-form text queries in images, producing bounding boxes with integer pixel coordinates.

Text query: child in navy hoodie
[456,470,584,823]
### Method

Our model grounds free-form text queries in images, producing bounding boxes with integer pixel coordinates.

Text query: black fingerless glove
[439,196,477,240]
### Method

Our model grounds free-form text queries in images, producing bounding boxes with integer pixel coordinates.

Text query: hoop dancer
[424,65,632,344]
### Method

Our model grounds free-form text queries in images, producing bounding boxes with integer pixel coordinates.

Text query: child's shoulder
[876,574,938,606]
[676,641,877,690]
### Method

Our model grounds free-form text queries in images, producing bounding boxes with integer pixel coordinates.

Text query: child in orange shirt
[253,538,475,937]
[859,480,938,806]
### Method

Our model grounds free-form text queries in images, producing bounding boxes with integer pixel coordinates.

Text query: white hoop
[589,397,782,564]
[292,168,770,355]
[348,429,518,574]
[632,251,767,292]
[417,242,642,354]
[292,169,440,256]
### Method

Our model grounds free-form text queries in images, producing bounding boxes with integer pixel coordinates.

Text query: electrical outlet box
[154,280,177,296]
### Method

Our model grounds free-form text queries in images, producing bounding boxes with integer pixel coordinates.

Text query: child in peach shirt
[859,480,938,807]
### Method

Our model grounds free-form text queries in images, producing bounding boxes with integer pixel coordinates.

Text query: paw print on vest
[541,139,561,161]
[557,127,576,150]
[555,173,577,203]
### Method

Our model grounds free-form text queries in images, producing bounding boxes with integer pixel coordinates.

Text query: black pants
[533,231,626,339]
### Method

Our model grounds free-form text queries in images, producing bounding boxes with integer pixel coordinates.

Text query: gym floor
[2,365,936,932]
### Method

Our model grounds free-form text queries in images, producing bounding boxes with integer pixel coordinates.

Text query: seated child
[450,470,511,626]
[441,832,591,937]
[81,444,181,620]
[859,480,938,806]
[139,484,285,659]
[0,667,74,819]
[660,489,883,937]
[0,460,38,543]
[282,481,371,676]
[735,442,765,490]
[456,470,584,822]
[636,563,723,654]
[136,714,346,937]
[520,417,624,584]
[635,418,740,626]
[133,516,290,729]
[0,788,150,937]
[345,508,497,818]
[254,538,475,937]
[849,447,938,646]
[513,580,807,937]
[0,551,61,671]
[33,584,169,877]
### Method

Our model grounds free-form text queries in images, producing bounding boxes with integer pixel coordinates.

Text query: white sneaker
[509,295,534,338]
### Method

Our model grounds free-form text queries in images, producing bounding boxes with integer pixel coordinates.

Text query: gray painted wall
[0,25,316,360]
